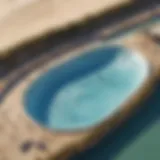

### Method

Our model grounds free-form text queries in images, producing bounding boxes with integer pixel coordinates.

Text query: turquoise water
[24,45,149,131]
[70,82,160,160]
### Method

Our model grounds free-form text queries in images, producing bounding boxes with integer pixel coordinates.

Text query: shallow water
[24,45,148,131]
[70,82,160,160]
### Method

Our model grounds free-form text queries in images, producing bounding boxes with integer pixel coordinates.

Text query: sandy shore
[0,0,130,54]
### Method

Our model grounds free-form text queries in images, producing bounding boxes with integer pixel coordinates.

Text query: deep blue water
[24,45,148,131]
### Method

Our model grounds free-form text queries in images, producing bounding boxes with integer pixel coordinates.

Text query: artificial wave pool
[24,45,149,131]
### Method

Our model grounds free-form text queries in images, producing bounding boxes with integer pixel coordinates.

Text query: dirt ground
[0,0,130,54]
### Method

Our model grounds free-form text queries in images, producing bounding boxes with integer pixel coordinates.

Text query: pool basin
[24,45,149,131]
